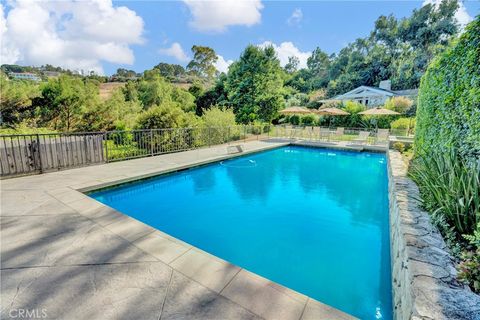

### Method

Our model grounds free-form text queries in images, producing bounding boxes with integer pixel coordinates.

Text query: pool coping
[1,140,361,320]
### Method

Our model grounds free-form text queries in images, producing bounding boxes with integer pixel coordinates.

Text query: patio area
[1,140,356,320]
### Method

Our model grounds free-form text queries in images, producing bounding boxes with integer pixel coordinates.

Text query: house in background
[43,71,61,78]
[331,80,417,108]
[9,72,41,82]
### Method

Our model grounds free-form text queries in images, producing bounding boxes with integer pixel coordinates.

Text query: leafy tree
[199,107,239,144]
[201,106,236,128]
[0,75,40,126]
[285,92,309,107]
[32,75,99,131]
[154,63,185,79]
[187,46,218,80]
[286,0,460,97]
[285,68,312,93]
[129,69,195,111]
[371,15,399,50]
[188,81,204,100]
[195,74,229,115]
[114,68,138,78]
[307,48,330,80]
[225,45,285,123]
[41,64,64,72]
[136,105,191,129]
[284,56,300,74]
[78,89,142,132]
[398,0,458,50]
[1,64,37,74]
[171,86,196,112]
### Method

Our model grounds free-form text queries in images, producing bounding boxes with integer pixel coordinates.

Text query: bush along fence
[0,124,391,178]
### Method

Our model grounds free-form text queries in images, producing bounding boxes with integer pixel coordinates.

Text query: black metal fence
[103,125,270,162]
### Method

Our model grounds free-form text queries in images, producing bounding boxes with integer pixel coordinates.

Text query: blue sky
[1,0,478,75]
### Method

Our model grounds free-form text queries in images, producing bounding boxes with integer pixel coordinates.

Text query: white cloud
[0,5,20,64]
[215,55,233,73]
[258,41,311,69]
[287,8,303,26]
[183,0,263,32]
[453,2,473,27]
[159,43,190,63]
[0,0,144,74]
[423,0,473,28]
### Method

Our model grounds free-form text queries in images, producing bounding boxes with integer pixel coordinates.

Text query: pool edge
[72,141,363,319]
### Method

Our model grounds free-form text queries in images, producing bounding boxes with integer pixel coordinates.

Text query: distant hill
[99,82,126,100]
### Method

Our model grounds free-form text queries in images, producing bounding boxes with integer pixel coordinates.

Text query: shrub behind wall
[415,17,480,160]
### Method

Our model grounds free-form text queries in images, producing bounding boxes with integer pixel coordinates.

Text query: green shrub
[201,107,236,128]
[409,149,480,236]
[108,122,133,146]
[392,142,405,153]
[301,115,316,126]
[201,107,240,144]
[285,93,309,107]
[415,17,480,160]
[0,125,56,135]
[458,248,480,293]
[384,96,413,114]
[289,115,301,125]
[463,223,480,248]
[343,100,366,127]
[458,223,480,293]
[390,117,415,134]
[136,105,191,130]
[105,139,146,160]
[135,105,196,151]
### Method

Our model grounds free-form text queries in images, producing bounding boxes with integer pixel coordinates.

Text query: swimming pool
[90,146,392,319]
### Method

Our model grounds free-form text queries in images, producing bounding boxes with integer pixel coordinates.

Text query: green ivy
[415,16,480,161]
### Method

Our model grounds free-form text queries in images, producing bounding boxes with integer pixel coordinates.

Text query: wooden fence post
[104,133,109,163]
[36,134,43,173]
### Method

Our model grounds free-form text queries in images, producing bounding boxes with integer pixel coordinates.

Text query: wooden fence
[0,133,105,177]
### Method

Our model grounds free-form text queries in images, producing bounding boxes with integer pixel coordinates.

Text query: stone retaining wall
[388,151,480,320]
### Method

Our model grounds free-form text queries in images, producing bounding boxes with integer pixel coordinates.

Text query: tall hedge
[415,17,480,160]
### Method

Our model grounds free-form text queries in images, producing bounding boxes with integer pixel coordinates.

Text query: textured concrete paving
[1,140,357,320]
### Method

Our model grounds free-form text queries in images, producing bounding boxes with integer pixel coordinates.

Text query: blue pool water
[90,146,392,319]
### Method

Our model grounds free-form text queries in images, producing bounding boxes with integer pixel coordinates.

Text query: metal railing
[0,125,395,178]
[104,125,270,162]
[0,125,270,177]
[270,125,385,144]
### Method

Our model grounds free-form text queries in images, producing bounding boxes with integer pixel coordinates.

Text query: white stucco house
[330,80,417,108]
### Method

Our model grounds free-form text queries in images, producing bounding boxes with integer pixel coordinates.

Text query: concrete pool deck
[1,140,357,320]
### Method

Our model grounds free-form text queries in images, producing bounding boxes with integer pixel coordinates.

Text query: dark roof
[363,86,418,96]
[362,86,397,94]
[394,89,418,96]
